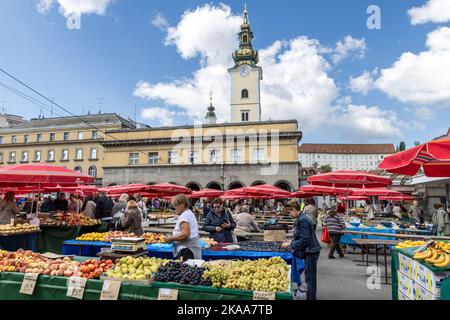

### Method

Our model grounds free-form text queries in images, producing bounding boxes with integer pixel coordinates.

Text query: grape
[238,241,290,252]
[153,261,212,286]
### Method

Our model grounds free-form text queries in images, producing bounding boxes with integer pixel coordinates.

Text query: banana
[430,253,446,265]
[414,249,432,260]
[434,253,450,268]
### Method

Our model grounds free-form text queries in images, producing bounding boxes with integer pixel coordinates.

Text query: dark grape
[237,241,290,252]
[153,261,211,286]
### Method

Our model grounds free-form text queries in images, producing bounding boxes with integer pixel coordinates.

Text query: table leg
[384,245,388,285]
[375,245,379,266]
[79,245,83,257]
[366,244,369,266]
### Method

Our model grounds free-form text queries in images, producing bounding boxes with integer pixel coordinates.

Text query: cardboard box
[398,270,416,300]
[413,260,446,295]
[399,254,415,279]
[264,230,286,242]
[398,289,411,300]
[415,283,440,300]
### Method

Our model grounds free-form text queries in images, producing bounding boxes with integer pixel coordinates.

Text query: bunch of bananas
[413,244,450,268]
[396,240,427,249]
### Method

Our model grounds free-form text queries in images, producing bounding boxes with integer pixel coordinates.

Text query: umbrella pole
[346,184,349,220]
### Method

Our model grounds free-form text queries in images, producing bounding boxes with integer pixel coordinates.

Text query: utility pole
[220,163,225,190]
[0,101,5,114]
[97,98,104,114]
[134,103,137,124]
[49,97,55,117]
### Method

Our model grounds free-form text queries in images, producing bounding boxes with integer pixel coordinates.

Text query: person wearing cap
[324,208,346,259]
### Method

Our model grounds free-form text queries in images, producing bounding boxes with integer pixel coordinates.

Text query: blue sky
[0,0,449,148]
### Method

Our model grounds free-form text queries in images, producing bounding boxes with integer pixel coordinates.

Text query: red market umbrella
[148,183,191,195]
[43,184,98,193]
[189,188,224,198]
[350,187,402,197]
[0,164,94,185]
[307,170,392,188]
[338,195,371,201]
[379,138,450,177]
[299,185,349,195]
[98,184,150,195]
[226,184,291,198]
[290,190,322,198]
[379,195,416,201]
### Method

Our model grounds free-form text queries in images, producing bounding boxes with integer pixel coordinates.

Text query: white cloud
[415,106,435,120]
[332,36,366,64]
[408,0,450,25]
[37,0,53,14]
[36,0,114,28]
[349,70,374,95]
[152,13,169,31]
[135,4,402,140]
[141,107,180,126]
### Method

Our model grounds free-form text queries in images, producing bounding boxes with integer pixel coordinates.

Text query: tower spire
[232,5,258,67]
[243,4,248,24]
[205,89,217,124]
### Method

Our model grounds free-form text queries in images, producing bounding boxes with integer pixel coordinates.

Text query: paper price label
[10,219,15,226]
[67,277,87,300]
[157,288,178,300]
[100,280,121,300]
[20,273,39,295]
[253,291,275,300]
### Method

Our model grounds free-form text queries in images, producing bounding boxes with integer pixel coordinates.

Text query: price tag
[10,219,15,226]
[253,291,275,300]
[157,288,178,300]
[67,276,87,300]
[30,217,40,226]
[20,273,39,295]
[100,280,121,300]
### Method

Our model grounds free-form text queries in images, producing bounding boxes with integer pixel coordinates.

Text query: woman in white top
[164,194,202,261]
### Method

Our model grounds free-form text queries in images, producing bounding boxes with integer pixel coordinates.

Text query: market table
[352,238,400,284]
[0,272,293,300]
[0,231,40,251]
[342,230,450,241]
[340,227,397,245]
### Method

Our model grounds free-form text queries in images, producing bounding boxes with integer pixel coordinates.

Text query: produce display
[395,240,427,249]
[104,231,134,242]
[142,233,165,244]
[148,212,176,219]
[413,242,450,268]
[0,223,40,236]
[237,241,290,252]
[75,231,134,242]
[40,213,101,227]
[79,259,114,279]
[0,249,80,276]
[201,238,218,247]
[105,256,169,280]
[154,261,212,286]
[203,257,290,292]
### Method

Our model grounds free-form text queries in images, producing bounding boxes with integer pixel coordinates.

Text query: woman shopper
[282,200,321,300]
[234,205,261,242]
[120,200,143,236]
[0,192,20,225]
[164,194,202,261]
[112,193,128,230]
[68,194,80,213]
[82,195,97,219]
[324,208,346,259]
[432,203,450,236]
[203,198,236,243]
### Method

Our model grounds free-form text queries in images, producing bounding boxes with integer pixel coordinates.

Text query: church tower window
[241,89,248,99]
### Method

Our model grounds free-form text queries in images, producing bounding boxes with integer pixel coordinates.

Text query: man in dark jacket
[95,192,114,219]
[283,200,321,300]
[53,193,68,212]
[203,198,236,243]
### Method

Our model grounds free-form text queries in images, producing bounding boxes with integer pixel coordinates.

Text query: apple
[43,269,51,275]
[64,270,73,277]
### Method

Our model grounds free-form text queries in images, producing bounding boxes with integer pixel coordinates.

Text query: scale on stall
[110,237,147,253]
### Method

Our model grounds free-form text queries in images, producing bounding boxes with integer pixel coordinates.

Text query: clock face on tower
[239,65,251,78]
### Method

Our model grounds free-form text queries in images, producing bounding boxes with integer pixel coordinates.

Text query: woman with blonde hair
[0,191,20,225]
[120,200,143,235]
[164,194,201,261]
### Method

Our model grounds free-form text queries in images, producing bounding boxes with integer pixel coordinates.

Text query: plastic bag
[321,226,331,243]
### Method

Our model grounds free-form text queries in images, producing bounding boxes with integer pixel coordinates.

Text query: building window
[241,89,249,99]
[34,151,41,162]
[90,148,97,159]
[61,149,69,161]
[21,151,29,162]
[168,151,179,164]
[148,152,159,164]
[63,132,69,141]
[75,149,83,160]
[242,34,248,43]
[47,150,55,161]
[49,133,56,142]
[88,166,97,178]
[8,151,16,163]
[74,166,82,173]
[129,153,139,165]
[253,148,265,161]
[189,151,199,164]
[209,149,220,163]
[11,135,17,144]
[0,136,3,144]
[0,152,3,163]
[231,148,242,162]
[37,134,43,142]
[24,135,29,143]
[77,131,84,140]
[241,110,249,122]
[92,131,98,139]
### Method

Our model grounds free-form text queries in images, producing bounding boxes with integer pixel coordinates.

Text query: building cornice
[103,161,299,170]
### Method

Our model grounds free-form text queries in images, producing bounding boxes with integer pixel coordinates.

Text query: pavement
[303,231,393,300]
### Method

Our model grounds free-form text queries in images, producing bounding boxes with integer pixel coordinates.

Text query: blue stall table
[340,227,397,245]
[0,232,38,251]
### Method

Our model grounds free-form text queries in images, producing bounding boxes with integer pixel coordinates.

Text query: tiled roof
[298,143,395,154]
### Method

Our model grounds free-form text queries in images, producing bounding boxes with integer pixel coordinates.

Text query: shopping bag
[321,226,331,244]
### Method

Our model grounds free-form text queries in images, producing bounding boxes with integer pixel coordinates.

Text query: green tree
[399,141,406,151]
[319,164,332,172]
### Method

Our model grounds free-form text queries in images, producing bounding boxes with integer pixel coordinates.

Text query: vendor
[54,193,69,212]
[164,194,202,261]
[203,198,236,243]
[0,191,20,225]
[234,205,261,242]
[120,200,143,236]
